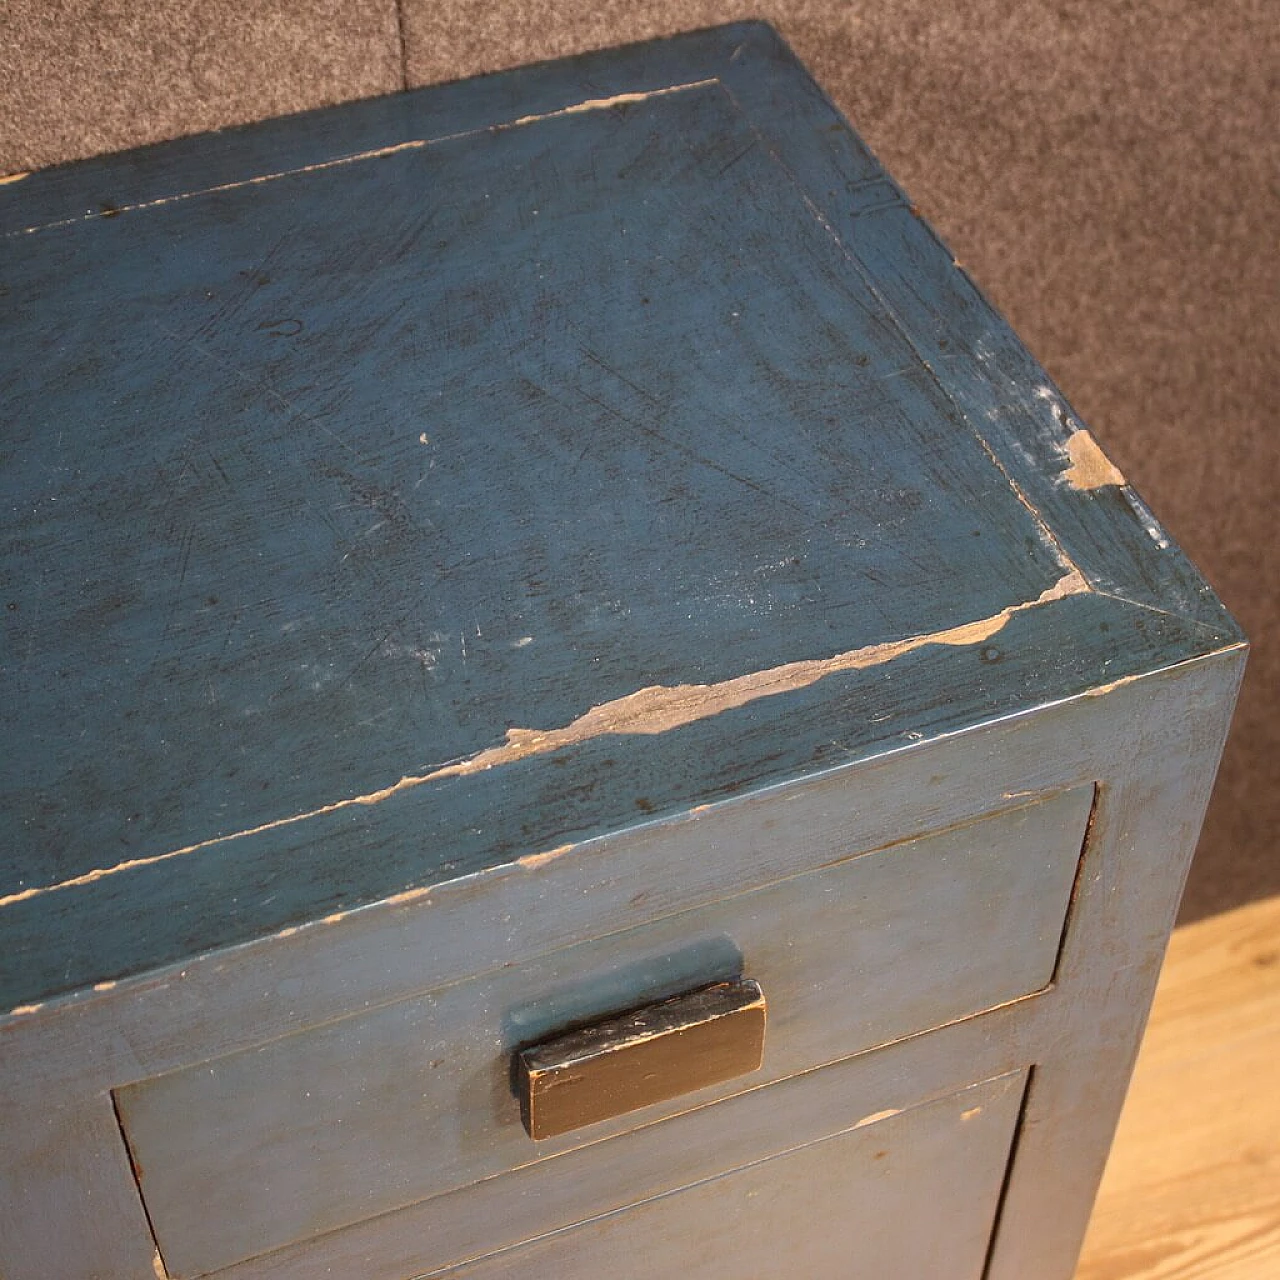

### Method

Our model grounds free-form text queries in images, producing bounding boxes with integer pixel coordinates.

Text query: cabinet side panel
[985,646,1247,1280]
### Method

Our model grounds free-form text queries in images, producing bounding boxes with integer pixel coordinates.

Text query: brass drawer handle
[516,978,767,1140]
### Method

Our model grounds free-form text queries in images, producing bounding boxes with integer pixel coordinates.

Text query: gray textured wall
[3,0,1274,922]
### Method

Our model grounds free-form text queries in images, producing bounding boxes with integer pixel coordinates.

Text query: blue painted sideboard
[0,21,1244,1279]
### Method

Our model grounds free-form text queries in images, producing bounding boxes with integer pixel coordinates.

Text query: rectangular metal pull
[516,978,766,1140]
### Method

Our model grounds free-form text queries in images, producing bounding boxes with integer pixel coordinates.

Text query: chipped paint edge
[517,844,577,871]
[2,640,1246,1022]
[852,1107,902,1129]
[0,572,1086,912]
[1062,430,1126,491]
[5,80,720,238]
[1122,488,1171,549]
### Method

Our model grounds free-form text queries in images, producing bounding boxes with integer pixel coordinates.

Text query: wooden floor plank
[1077,894,1280,1279]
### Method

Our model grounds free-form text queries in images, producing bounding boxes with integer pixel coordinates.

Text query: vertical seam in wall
[980,1067,1037,1280]
[1048,781,1101,987]
[394,0,409,89]
[110,1087,171,1276]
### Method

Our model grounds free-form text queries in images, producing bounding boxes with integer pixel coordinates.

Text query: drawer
[115,785,1090,1278]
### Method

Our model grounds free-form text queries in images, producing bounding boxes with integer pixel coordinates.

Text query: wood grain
[1077,894,1280,1280]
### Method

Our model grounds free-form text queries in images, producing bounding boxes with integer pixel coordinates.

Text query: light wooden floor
[1076,894,1280,1279]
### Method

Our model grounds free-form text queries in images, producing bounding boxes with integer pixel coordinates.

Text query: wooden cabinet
[0,21,1244,1280]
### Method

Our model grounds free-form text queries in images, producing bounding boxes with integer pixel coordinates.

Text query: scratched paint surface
[0,23,1240,1008]
[1,84,1060,887]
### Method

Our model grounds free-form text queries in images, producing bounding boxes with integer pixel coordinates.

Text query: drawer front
[116,787,1089,1278]
[428,1071,1028,1278]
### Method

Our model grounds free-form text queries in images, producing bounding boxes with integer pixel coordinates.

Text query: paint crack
[0,570,1088,911]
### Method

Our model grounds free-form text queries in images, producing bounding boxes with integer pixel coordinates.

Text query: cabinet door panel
[435,1070,1026,1279]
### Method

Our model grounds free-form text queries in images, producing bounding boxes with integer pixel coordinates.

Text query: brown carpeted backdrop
[3,1,1275,922]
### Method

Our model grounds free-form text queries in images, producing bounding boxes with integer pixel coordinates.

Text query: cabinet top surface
[0,22,1240,1009]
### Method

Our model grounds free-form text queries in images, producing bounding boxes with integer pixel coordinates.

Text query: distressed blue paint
[0,22,1241,1012]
